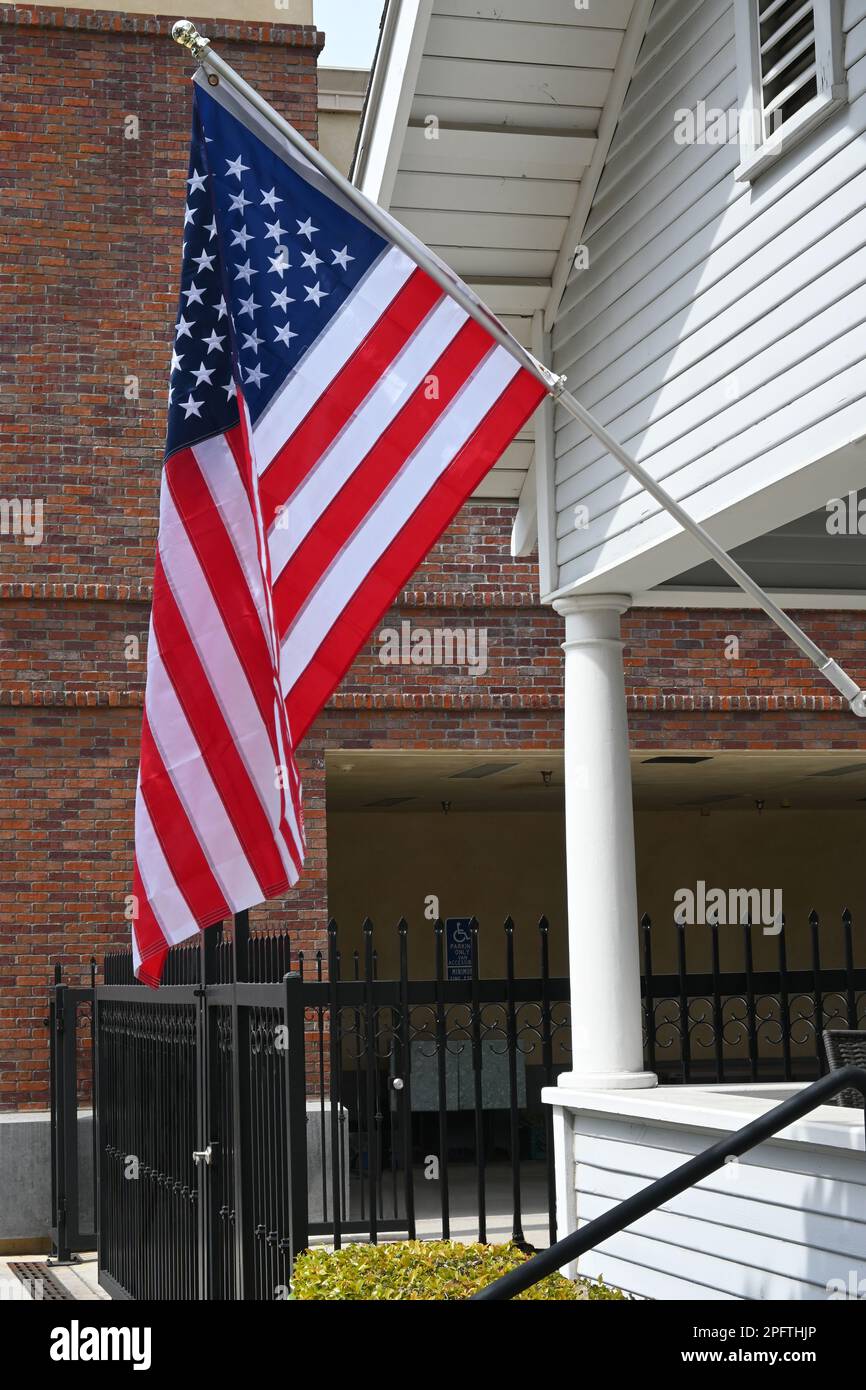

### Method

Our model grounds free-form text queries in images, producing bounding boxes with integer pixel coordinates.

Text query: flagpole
[170,21,866,718]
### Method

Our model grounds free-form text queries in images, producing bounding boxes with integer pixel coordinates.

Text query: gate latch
[192,1144,215,1167]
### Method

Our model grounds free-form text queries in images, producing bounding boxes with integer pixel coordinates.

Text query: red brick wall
[0,6,326,1106]
[2,8,862,1108]
[1,5,321,589]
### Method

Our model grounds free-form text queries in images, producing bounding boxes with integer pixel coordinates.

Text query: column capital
[552,592,632,619]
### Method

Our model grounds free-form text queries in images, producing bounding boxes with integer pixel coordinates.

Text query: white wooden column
[553,595,656,1090]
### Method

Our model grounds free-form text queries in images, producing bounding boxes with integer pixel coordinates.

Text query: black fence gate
[56,913,309,1300]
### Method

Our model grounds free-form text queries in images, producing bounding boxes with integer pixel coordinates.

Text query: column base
[556,1069,658,1092]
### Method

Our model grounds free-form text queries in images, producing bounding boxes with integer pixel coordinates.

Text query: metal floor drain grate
[7,1261,75,1301]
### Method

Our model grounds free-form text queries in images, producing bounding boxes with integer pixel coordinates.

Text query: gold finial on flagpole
[171,20,211,60]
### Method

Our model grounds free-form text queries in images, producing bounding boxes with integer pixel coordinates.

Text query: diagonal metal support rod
[553,382,866,716]
[171,19,866,718]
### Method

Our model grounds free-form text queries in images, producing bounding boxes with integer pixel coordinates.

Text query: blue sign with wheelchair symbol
[446,917,473,981]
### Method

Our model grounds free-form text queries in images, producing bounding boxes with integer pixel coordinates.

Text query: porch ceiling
[326,749,866,812]
[352,0,646,500]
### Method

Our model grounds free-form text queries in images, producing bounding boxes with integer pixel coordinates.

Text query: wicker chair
[822,1030,866,1108]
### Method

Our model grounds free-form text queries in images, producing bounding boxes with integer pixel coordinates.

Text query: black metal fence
[298,915,569,1250]
[48,907,866,1298]
[642,909,866,1084]
[48,964,97,1262]
[93,918,308,1300]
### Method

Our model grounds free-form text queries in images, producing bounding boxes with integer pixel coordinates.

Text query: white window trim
[734,0,848,182]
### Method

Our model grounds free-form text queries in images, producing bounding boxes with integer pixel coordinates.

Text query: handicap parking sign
[446,917,473,981]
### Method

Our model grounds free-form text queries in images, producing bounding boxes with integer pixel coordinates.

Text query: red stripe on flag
[286,366,546,740]
[152,552,292,898]
[258,268,442,525]
[166,447,281,735]
[130,860,170,989]
[138,710,231,927]
[225,414,304,870]
[273,318,493,638]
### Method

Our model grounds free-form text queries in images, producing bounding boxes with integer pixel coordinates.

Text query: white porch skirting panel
[543,1084,866,1301]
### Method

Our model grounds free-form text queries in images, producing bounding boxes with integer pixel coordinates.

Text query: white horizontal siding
[551,0,866,591]
[391,171,578,217]
[570,1111,866,1300]
[413,55,610,110]
[424,13,624,69]
[433,0,637,28]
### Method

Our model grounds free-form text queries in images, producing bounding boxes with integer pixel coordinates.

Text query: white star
[192,248,216,273]
[245,362,268,388]
[304,281,328,307]
[170,349,184,373]
[167,385,174,406]
[267,251,291,278]
[215,296,228,320]
[180,394,204,418]
[234,259,258,284]
[204,217,217,241]
[301,249,322,273]
[237,293,260,318]
[182,281,205,307]
[261,186,282,210]
[242,328,263,353]
[225,154,250,180]
[202,329,225,354]
[332,245,354,271]
[264,219,287,244]
[271,288,295,311]
[187,169,208,194]
[274,321,298,348]
[296,216,318,240]
[175,314,194,340]
[231,226,254,250]
[228,189,251,214]
[183,204,196,228]
[222,378,238,400]
[192,362,215,386]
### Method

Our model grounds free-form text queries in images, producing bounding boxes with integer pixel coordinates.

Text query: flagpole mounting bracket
[171,20,211,61]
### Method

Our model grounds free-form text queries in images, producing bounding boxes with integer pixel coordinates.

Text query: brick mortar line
[0,583,153,603]
[0,583,544,608]
[3,585,861,622]
[0,689,849,711]
[0,5,325,47]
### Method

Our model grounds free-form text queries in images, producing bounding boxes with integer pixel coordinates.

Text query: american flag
[131,71,547,984]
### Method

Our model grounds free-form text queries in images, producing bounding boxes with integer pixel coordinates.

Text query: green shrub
[291,1239,625,1301]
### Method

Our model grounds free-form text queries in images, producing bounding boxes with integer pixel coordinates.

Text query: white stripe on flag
[193,433,275,659]
[158,489,298,885]
[236,394,306,857]
[253,247,417,475]
[268,295,467,580]
[280,346,521,695]
[134,788,199,948]
[145,641,264,910]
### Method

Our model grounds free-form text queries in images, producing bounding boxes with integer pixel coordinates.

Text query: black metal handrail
[472,1065,866,1300]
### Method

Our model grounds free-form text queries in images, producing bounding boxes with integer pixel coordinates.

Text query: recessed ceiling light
[362,796,416,808]
[678,794,740,806]
[809,764,866,778]
[642,755,713,765]
[450,762,519,780]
